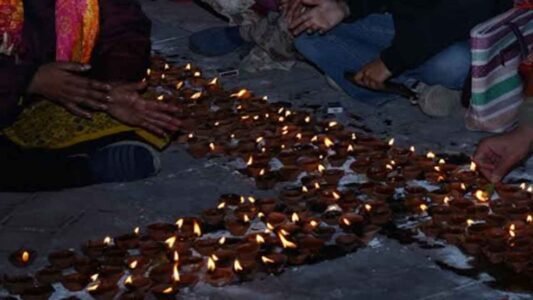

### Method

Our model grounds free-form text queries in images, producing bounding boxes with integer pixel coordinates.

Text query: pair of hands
[280,0,392,90]
[474,126,533,183]
[27,62,181,137]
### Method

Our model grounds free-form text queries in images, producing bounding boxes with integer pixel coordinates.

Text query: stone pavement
[0,1,532,299]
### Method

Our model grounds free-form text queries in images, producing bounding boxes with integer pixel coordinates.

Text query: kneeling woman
[0,0,181,191]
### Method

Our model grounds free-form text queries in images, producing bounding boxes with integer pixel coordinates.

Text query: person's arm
[0,57,39,127]
[381,0,512,75]
[90,0,152,83]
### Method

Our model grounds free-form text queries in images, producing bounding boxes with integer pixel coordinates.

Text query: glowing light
[305,116,311,123]
[291,213,300,223]
[21,251,29,263]
[134,227,140,235]
[309,220,319,228]
[209,143,216,151]
[467,219,474,227]
[470,162,477,172]
[347,145,354,152]
[209,77,218,85]
[163,287,173,294]
[388,138,395,146]
[243,214,250,223]
[443,196,450,205]
[234,259,243,272]
[103,236,112,245]
[164,63,170,70]
[193,221,202,237]
[262,256,275,264]
[256,137,264,143]
[256,234,265,244]
[302,186,309,193]
[218,236,226,245]
[176,218,184,228]
[218,202,226,209]
[410,146,416,153]
[87,283,99,292]
[277,233,297,249]
[185,63,191,70]
[318,164,326,173]
[474,190,489,202]
[146,69,151,76]
[259,169,266,176]
[266,223,275,231]
[364,204,372,212]
[172,263,180,282]
[207,257,216,271]
[342,218,351,226]
[527,215,532,223]
[426,152,435,159]
[324,137,335,148]
[231,89,248,98]
[129,260,138,269]
[165,236,176,249]
[125,276,133,285]
[419,204,428,212]
[248,197,256,203]
[190,91,202,100]
[439,159,446,165]
[91,274,99,282]
[194,71,201,77]
[332,192,341,200]
[329,121,338,128]
[176,81,184,90]
[173,251,179,262]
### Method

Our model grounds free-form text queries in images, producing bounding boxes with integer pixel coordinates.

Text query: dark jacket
[346,0,514,75]
[0,0,152,127]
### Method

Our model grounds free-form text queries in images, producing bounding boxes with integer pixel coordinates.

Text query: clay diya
[9,248,36,268]
[47,249,76,269]
[201,208,225,227]
[260,253,288,274]
[35,267,62,285]
[114,233,140,249]
[225,217,251,236]
[60,273,89,292]
[339,213,365,233]
[257,197,278,214]
[205,257,235,287]
[3,275,35,295]
[124,275,152,293]
[336,234,363,252]
[147,223,177,241]
[233,258,257,281]
[193,238,219,256]
[150,284,179,300]
[127,256,151,276]
[87,280,119,300]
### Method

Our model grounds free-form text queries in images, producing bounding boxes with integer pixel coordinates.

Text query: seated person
[0,0,181,191]
[285,0,513,116]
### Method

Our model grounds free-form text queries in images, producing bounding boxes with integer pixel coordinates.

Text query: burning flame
[309,220,319,228]
[176,218,184,228]
[256,136,264,143]
[262,256,275,264]
[103,236,112,245]
[467,219,475,227]
[347,145,354,152]
[329,121,338,128]
[146,69,151,76]
[185,63,191,70]
[460,183,467,190]
[165,237,176,249]
[256,234,265,244]
[218,202,226,209]
[157,95,164,101]
[439,159,446,165]
[388,138,395,146]
[259,169,266,176]
[474,190,489,202]
[266,223,274,231]
[174,251,179,262]
[426,152,435,159]
[190,91,202,100]
[296,133,302,140]
[342,218,351,226]
[161,74,166,80]
[212,254,219,261]
[163,287,173,294]
[218,236,226,245]
[234,259,243,272]
[125,276,133,285]
[248,196,256,203]
[470,162,477,172]
[243,214,250,223]
[231,89,248,98]
[324,137,335,148]
[194,71,201,77]
[434,166,441,172]
[314,182,321,190]
[291,213,300,223]
[280,229,289,236]
[332,191,341,200]
[443,196,450,205]
[305,116,311,123]
[172,263,180,282]
[164,63,170,70]
[410,146,416,153]
[302,186,309,193]
[277,232,297,249]
[509,224,516,238]
[176,81,184,90]
[386,164,394,170]
[258,212,265,218]
[134,227,140,235]
[318,164,326,173]
[209,143,216,151]
[194,221,202,237]
[21,251,29,263]
[419,204,428,213]
[129,260,138,269]
[207,257,216,272]
[364,204,372,212]
[240,196,245,204]
[209,77,218,85]
[87,283,99,292]
[247,156,254,166]
[91,274,99,282]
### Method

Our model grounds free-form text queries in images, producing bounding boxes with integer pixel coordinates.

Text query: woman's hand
[27,62,112,119]
[107,82,182,137]
[474,126,533,183]
[352,58,392,91]
[289,0,350,35]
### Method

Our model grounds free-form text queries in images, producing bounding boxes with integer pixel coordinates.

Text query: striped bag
[466,7,533,132]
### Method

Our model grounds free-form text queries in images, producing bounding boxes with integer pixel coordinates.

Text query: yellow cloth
[2,101,168,150]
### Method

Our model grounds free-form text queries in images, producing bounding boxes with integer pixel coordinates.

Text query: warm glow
[439,159,446,165]
[364,204,372,212]
[173,251,179,262]
[172,263,180,282]
[161,74,166,80]
[21,251,29,263]
[474,190,489,202]
[324,137,335,148]
[194,71,201,77]
[386,164,394,170]
[91,274,99,282]
[342,218,351,226]
[125,276,133,285]
[248,196,256,203]
[388,138,395,146]
[470,161,477,172]
[329,121,338,128]
[176,81,184,90]
[311,135,318,142]
[309,220,319,228]
[234,259,243,272]
[266,222,274,230]
[146,69,151,76]
[258,212,265,218]
[190,91,202,100]
[426,152,435,159]
[247,156,254,166]
[218,202,226,209]
[419,204,428,212]
[129,260,138,269]
[296,133,302,140]
[443,196,450,205]
[347,145,354,152]
[259,169,266,176]
[163,287,173,294]
[134,227,140,235]
[277,232,297,249]
[434,166,441,172]
[176,218,184,228]
[103,236,112,245]
[194,221,202,237]
[461,183,467,190]
[509,224,516,238]
[164,63,170,70]
[280,229,289,236]
[185,63,191,70]
[467,219,474,227]
[352,133,357,140]
[305,116,311,123]
[231,89,248,98]
[291,213,300,223]
[262,256,275,264]
[218,236,226,245]
[256,234,265,244]
[332,192,341,200]
[209,143,216,151]
[165,237,176,249]
[209,77,218,85]
[87,283,99,292]
[207,257,216,272]
[410,146,415,153]
[256,136,264,143]
[302,186,309,193]
[240,196,245,204]
[243,214,250,223]
[318,164,326,173]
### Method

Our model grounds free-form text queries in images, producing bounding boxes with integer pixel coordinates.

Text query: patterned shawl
[0,0,99,63]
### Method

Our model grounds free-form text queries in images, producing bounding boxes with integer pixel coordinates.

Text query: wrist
[339,1,350,19]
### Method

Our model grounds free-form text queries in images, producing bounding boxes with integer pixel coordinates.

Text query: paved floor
[0,1,532,299]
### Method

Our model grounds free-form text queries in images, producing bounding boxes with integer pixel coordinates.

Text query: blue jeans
[294,14,471,105]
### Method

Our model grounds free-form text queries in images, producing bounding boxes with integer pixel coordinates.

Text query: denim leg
[403,41,471,90]
[294,14,399,105]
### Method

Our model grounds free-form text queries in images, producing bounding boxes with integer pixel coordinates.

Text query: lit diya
[205,256,235,286]
[9,248,36,268]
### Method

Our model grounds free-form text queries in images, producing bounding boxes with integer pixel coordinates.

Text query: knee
[421,43,471,89]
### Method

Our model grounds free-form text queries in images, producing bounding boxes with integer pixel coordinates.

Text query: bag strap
[507,22,530,58]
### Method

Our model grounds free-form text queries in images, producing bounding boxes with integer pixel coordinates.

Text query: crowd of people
[0,0,530,191]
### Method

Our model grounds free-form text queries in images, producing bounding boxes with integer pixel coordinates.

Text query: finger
[287,0,304,22]
[57,62,91,72]
[64,103,93,119]
[353,72,365,86]
[145,116,178,132]
[293,19,315,36]
[145,110,182,128]
[74,96,109,111]
[66,86,110,105]
[290,10,312,30]
[69,77,112,93]
[146,101,179,113]
[140,121,166,137]
[120,81,148,92]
